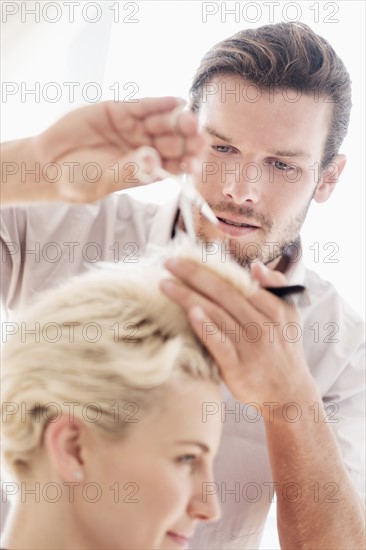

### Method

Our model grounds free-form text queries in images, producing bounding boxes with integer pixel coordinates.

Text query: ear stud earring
[73,470,84,481]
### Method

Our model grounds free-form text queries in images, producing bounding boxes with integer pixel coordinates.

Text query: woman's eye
[177,454,197,465]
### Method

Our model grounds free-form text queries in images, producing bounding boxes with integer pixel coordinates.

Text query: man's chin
[196,228,293,269]
[195,231,263,267]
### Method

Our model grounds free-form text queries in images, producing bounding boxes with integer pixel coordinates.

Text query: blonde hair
[1,239,255,474]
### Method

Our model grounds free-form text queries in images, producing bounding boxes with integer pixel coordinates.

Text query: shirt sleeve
[1,205,28,317]
[303,271,366,504]
[0,196,149,318]
[324,339,365,502]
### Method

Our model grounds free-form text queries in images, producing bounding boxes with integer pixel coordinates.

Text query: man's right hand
[1,97,206,204]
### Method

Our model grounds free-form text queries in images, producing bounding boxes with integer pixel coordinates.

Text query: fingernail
[164,258,179,270]
[160,278,176,293]
[256,261,268,271]
[134,147,160,175]
[190,306,206,321]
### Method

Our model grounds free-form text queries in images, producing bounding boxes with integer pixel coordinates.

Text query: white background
[1,0,365,318]
[1,1,365,546]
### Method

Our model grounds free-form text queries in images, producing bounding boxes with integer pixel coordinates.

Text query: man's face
[189,76,337,268]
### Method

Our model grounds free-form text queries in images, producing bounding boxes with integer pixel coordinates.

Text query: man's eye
[212,145,233,154]
[272,160,292,171]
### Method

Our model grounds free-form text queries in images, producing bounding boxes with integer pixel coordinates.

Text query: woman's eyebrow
[175,441,210,453]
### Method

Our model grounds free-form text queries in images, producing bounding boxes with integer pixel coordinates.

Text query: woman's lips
[166,531,191,547]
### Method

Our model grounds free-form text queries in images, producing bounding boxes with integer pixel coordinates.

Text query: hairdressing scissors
[135,146,219,243]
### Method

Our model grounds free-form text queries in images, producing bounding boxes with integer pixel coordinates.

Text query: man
[1,22,365,548]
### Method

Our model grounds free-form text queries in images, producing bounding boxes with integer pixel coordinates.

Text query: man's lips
[216,216,260,228]
[216,216,260,236]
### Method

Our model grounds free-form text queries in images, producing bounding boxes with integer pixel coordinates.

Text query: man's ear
[43,414,87,483]
[313,154,346,203]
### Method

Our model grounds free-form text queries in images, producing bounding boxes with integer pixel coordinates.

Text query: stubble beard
[179,199,312,269]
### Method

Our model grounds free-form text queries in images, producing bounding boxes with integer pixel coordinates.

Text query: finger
[160,277,221,319]
[188,306,240,384]
[101,99,186,147]
[161,159,184,174]
[245,285,296,321]
[153,134,207,161]
[160,140,208,175]
[162,157,196,175]
[175,151,207,174]
[144,111,181,136]
[153,135,186,159]
[162,257,287,324]
[248,262,295,318]
[184,134,209,155]
[100,147,163,193]
[58,146,158,203]
[250,261,288,287]
[128,146,164,184]
[163,258,262,324]
[160,278,247,348]
[175,111,201,137]
[144,110,199,137]
[121,97,186,119]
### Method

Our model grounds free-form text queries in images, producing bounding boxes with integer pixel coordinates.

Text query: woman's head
[1,259,223,549]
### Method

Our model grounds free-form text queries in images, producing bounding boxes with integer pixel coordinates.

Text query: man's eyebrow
[204,126,311,159]
[271,149,311,159]
[204,125,311,159]
[203,125,232,143]
[175,440,210,453]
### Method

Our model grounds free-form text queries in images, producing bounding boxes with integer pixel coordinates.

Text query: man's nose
[221,161,261,204]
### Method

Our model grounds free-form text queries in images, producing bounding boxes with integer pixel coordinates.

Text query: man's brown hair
[190,22,352,169]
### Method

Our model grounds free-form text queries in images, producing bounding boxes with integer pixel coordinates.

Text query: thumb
[107,146,163,192]
[127,146,163,185]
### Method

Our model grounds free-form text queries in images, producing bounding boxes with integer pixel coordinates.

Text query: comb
[265,284,310,306]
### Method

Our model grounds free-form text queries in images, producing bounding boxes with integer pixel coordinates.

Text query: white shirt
[1,191,365,549]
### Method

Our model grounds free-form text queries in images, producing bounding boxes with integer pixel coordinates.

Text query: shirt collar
[146,192,181,250]
[281,239,306,286]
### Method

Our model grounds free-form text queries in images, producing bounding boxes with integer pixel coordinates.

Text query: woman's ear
[43,414,87,483]
[314,154,346,203]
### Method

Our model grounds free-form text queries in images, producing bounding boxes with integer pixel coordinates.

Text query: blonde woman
[1,251,254,550]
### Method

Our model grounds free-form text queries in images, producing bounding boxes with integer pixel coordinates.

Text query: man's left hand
[160,258,315,415]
